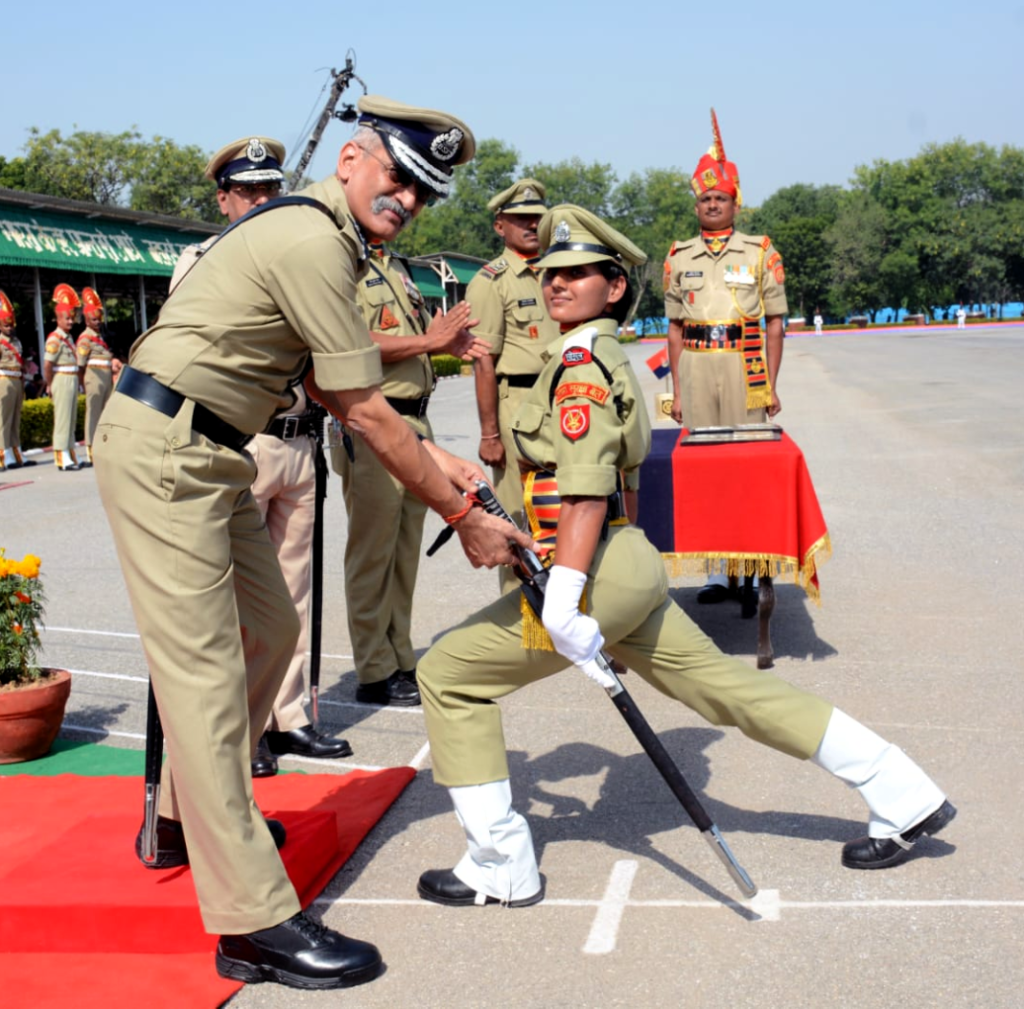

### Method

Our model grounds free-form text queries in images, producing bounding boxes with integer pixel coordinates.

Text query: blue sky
[3,0,1021,207]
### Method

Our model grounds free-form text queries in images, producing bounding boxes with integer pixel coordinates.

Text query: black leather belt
[265,413,317,440]
[116,366,252,452]
[502,373,540,389]
[684,323,744,343]
[385,395,429,418]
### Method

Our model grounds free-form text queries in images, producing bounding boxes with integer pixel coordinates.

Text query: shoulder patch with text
[555,382,610,406]
[562,347,593,367]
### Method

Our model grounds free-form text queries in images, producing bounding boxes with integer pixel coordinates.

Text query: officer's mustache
[371,196,412,227]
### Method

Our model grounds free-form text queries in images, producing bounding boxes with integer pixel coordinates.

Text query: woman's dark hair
[598,261,633,325]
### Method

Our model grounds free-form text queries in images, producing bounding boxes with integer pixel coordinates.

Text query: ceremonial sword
[140,681,163,865]
[473,481,757,900]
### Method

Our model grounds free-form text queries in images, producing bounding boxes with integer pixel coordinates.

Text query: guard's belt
[501,373,540,389]
[682,322,744,347]
[265,413,318,440]
[385,395,429,418]
[116,366,252,453]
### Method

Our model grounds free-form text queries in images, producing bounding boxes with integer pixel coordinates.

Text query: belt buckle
[709,324,726,343]
[418,397,428,419]
[281,415,300,440]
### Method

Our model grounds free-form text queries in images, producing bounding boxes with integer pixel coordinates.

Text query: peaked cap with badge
[487,178,547,216]
[82,286,104,320]
[0,289,14,321]
[356,95,475,200]
[690,108,742,208]
[52,283,81,312]
[536,204,647,270]
[205,136,286,188]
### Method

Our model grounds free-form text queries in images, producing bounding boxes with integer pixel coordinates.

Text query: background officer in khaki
[468,179,560,585]
[94,96,534,991]
[664,111,786,602]
[174,136,352,775]
[415,205,953,910]
[331,212,487,707]
[0,290,34,470]
[75,287,114,466]
[44,283,82,471]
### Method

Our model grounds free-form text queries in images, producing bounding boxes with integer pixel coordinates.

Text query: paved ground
[3,324,1022,1008]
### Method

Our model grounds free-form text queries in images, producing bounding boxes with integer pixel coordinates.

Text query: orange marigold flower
[15,591,32,604]
[12,623,23,634]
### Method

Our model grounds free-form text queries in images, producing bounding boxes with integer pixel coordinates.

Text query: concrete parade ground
[2,324,1022,1008]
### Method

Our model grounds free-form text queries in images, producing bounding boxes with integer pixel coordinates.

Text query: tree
[825,192,887,318]
[130,137,219,221]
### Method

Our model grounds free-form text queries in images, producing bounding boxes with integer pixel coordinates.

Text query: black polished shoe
[842,800,957,870]
[135,815,286,869]
[417,868,544,908]
[252,734,279,778]
[216,911,381,990]
[265,724,353,759]
[355,669,421,707]
[696,583,733,605]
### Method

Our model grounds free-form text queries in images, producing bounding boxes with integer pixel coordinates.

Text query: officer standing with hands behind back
[94,95,535,992]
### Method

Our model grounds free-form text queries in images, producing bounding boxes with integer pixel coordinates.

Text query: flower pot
[0,669,72,764]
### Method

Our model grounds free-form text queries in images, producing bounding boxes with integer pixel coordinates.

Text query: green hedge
[431,354,465,378]
[19,396,86,450]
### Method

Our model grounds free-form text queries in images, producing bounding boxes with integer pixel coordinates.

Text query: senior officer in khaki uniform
[93,96,535,992]
[172,137,353,777]
[468,179,560,587]
[331,223,487,707]
[665,110,787,603]
[44,283,82,471]
[414,205,954,909]
[75,287,115,467]
[0,290,34,470]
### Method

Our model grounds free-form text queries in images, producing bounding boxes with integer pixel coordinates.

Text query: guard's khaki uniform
[330,248,432,685]
[466,255,560,522]
[76,325,114,460]
[0,331,25,468]
[419,317,832,788]
[44,327,80,468]
[94,175,382,934]
[249,384,318,733]
[664,231,787,427]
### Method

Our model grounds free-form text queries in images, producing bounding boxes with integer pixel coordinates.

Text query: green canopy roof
[408,264,446,299]
[0,202,206,277]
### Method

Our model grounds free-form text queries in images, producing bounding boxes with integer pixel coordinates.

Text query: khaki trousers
[83,366,113,448]
[420,524,832,787]
[249,432,317,732]
[679,349,766,428]
[0,377,23,463]
[94,393,301,934]
[50,373,78,456]
[331,413,429,684]
[493,381,535,593]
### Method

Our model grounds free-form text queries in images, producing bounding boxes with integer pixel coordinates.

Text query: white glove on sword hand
[541,565,618,690]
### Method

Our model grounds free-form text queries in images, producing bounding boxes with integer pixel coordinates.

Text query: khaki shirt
[356,249,433,399]
[130,175,382,434]
[512,319,649,497]
[0,333,23,376]
[76,326,114,367]
[663,230,788,323]
[44,327,78,368]
[169,236,216,293]
[465,252,559,376]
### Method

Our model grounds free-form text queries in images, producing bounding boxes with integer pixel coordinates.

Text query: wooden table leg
[756,575,775,669]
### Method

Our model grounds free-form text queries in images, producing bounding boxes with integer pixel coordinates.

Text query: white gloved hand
[542,566,615,688]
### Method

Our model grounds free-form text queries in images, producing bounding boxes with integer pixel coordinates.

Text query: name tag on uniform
[684,271,703,278]
[518,298,537,307]
[366,277,384,287]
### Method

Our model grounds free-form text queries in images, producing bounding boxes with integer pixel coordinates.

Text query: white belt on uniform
[0,369,22,378]
[86,360,113,369]
[54,365,79,374]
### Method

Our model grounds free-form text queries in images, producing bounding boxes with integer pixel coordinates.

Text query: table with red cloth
[634,427,831,668]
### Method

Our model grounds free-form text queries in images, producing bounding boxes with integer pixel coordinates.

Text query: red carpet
[0,768,416,1005]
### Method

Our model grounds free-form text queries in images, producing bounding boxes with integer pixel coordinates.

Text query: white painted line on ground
[64,667,148,683]
[583,859,638,954]
[321,698,423,715]
[407,741,430,770]
[63,722,146,741]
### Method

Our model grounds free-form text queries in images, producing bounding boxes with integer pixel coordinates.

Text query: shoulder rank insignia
[555,382,609,406]
[761,236,772,251]
[663,255,673,292]
[560,404,590,441]
[379,305,400,330]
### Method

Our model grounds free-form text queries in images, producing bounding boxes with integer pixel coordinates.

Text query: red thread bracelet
[443,495,477,526]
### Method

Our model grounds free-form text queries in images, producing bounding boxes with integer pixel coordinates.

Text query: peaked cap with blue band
[356,95,475,200]
[205,136,286,188]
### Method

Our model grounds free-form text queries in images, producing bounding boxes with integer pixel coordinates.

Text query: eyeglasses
[225,182,283,200]
[357,145,438,207]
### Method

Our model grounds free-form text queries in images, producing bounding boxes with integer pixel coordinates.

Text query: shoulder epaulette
[761,235,772,251]
[670,238,698,255]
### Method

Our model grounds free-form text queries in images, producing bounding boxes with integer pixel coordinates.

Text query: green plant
[431,354,465,378]
[0,552,47,687]
[18,395,86,449]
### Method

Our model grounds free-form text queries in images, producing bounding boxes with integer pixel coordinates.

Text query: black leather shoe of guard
[135,815,286,869]
[265,724,353,759]
[216,911,382,990]
[417,868,544,908]
[696,584,733,605]
[252,734,279,778]
[355,669,421,707]
[842,800,957,870]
